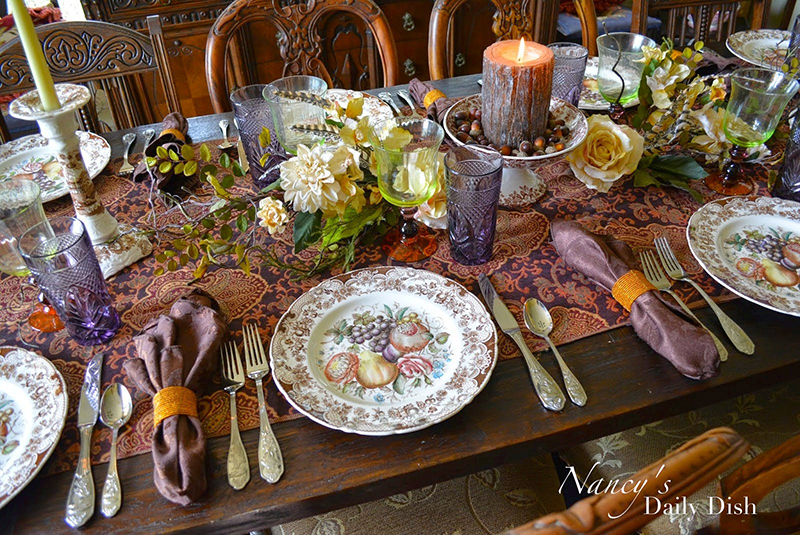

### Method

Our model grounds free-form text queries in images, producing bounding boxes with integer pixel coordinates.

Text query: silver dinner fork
[221,342,250,490]
[243,322,284,483]
[396,89,420,117]
[640,250,728,362]
[118,133,136,175]
[378,92,403,116]
[655,237,754,355]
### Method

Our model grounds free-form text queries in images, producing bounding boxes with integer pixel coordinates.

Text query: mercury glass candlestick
[9,84,152,278]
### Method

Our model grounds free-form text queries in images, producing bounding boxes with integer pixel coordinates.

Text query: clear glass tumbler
[548,42,589,107]
[444,146,504,265]
[19,217,121,345]
[0,179,48,277]
[263,75,328,155]
[597,33,656,116]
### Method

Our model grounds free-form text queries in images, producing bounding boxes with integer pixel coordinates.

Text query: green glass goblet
[596,32,656,121]
[706,68,799,196]
[369,117,444,262]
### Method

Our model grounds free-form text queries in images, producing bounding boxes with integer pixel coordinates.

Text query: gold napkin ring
[153,386,198,428]
[423,89,446,109]
[612,270,656,312]
[160,128,186,142]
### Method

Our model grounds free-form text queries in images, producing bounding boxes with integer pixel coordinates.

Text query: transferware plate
[0,346,67,510]
[270,267,498,435]
[726,29,792,69]
[687,196,800,316]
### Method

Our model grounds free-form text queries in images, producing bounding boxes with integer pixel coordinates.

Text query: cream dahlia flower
[256,197,288,235]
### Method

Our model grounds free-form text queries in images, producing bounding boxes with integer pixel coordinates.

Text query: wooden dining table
[1,73,799,535]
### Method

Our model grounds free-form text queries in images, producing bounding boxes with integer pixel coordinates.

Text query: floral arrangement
[145,96,446,278]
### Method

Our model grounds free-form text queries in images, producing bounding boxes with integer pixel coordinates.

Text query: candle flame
[517,37,526,63]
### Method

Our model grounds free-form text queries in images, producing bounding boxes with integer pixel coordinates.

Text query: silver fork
[640,251,728,362]
[396,89,420,117]
[220,342,250,490]
[378,92,403,116]
[655,237,754,355]
[243,323,284,483]
[118,133,136,175]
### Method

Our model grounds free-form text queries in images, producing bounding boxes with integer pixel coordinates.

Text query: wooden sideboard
[75,0,559,118]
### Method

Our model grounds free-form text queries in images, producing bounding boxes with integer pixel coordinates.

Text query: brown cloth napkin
[123,290,228,505]
[550,219,719,380]
[132,112,190,192]
[408,78,460,123]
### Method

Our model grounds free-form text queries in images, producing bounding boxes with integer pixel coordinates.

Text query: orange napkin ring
[160,128,186,142]
[612,270,656,312]
[153,386,198,428]
[423,89,446,109]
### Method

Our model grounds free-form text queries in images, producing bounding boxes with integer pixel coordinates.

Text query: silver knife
[478,274,566,411]
[65,352,103,528]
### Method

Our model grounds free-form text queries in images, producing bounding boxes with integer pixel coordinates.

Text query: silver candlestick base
[9,84,151,278]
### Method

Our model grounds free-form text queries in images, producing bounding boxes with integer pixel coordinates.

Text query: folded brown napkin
[132,112,190,192]
[550,219,719,380]
[123,290,228,505]
[408,78,460,123]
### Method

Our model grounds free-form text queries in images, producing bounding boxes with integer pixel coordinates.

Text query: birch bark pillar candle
[482,38,554,147]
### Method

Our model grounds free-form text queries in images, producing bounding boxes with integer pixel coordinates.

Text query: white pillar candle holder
[9,84,152,278]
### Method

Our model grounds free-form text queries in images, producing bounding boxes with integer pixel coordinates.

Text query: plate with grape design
[270,267,498,435]
[687,196,800,316]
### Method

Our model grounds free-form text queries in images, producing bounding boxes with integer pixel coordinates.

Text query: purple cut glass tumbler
[230,84,286,186]
[445,146,504,265]
[548,42,589,106]
[18,217,121,345]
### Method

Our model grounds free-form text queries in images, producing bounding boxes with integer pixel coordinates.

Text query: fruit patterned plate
[687,196,800,316]
[726,29,792,70]
[579,57,640,111]
[326,88,393,126]
[270,266,498,435]
[0,346,67,510]
[0,131,111,203]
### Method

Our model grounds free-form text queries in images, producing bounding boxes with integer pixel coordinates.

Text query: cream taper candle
[7,0,60,111]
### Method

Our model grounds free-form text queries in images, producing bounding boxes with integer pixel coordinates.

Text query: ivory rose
[565,115,644,193]
[256,197,288,235]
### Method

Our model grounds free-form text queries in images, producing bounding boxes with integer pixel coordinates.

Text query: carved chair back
[429,0,559,80]
[0,16,181,141]
[205,0,399,114]
[571,0,598,56]
[632,0,769,48]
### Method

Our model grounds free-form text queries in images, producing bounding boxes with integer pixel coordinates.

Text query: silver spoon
[218,119,233,150]
[523,298,587,407]
[99,383,133,518]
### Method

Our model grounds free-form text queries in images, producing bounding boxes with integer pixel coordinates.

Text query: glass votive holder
[596,32,656,107]
[445,146,504,265]
[263,75,328,155]
[548,42,589,106]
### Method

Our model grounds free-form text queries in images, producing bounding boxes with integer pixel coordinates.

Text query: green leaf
[179,253,189,266]
[259,127,271,148]
[219,224,233,241]
[207,175,230,198]
[321,204,385,246]
[174,162,185,175]
[260,179,283,193]
[200,144,212,162]
[167,259,178,271]
[173,238,187,250]
[201,218,215,229]
[168,149,180,161]
[181,144,195,161]
[232,161,245,177]
[219,152,231,169]
[158,161,173,174]
[392,374,407,395]
[633,169,661,188]
[187,243,199,259]
[293,211,323,253]
[155,253,167,263]
[650,155,708,180]
[146,157,157,168]
[396,307,409,320]
[220,174,235,189]
[662,177,705,203]
[384,305,394,319]
[156,146,169,159]
[201,164,217,178]
[154,267,165,276]
[184,160,198,176]
[236,213,248,232]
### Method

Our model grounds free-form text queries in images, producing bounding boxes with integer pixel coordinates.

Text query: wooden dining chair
[0,16,181,142]
[631,0,769,48]
[571,0,598,56]
[204,0,399,114]
[428,0,560,79]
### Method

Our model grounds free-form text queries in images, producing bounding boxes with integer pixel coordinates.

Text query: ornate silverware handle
[685,279,754,355]
[227,391,250,490]
[545,337,587,407]
[255,377,284,483]
[122,133,135,161]
[667,290,729,362]
[510,331,566,411]
[65,426,95,528]
[101,428,122,518]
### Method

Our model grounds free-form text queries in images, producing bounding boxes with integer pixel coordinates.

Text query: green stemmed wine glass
[706,68,799,195]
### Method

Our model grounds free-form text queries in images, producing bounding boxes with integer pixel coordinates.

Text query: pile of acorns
[452,108,570,157]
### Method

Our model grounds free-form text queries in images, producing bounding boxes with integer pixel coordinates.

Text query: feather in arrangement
[289,123,341,142]
[273,90,332,108]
